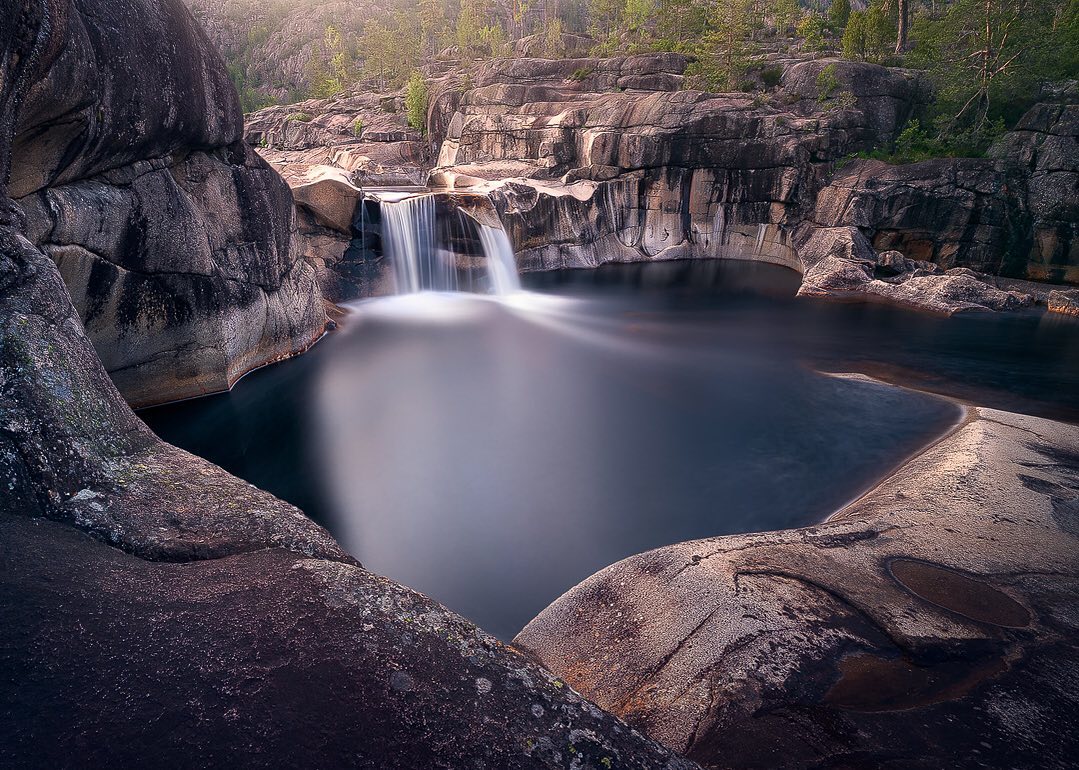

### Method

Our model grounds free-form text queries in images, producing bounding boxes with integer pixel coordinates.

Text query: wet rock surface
[1048,288,1079,317]
[516,407,1079,769]
[7,0,325,407]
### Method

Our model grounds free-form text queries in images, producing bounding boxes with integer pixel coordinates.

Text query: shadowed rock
[516,408,1079,769]
[7,0,326,407]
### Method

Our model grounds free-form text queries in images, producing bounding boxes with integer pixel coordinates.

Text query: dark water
[143,260,1079,639]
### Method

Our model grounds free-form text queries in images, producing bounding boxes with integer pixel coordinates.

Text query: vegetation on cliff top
[193,0,1077,155]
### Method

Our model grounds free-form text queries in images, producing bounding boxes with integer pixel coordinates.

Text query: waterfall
[477,223,522,295]
[382,195,449,293]
[378,193,521,296]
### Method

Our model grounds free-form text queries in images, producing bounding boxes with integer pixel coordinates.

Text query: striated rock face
[991,90,1079,283]
[517,406,1079,769]
[810,158,1030,274]
[9,0,324,407]
[245,92,429,186]
[240,55,1074,313]
[428,56,926,273]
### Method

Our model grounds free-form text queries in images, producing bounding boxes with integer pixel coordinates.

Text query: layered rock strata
[252,55,1077,314]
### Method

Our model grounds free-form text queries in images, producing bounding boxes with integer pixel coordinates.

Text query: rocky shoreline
[516,404,1079,768]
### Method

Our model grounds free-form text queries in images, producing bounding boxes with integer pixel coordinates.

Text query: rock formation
[517,405,1079,769]
[9,0,325,407]
[251,53,1076,314]
[0,3,701,767]
[1049,288,1079,316]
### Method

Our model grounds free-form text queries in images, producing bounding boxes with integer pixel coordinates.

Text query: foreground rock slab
[0,513,698,769]
[517,406,1079,769]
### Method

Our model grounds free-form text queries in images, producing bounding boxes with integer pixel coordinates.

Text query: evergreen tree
[694,0,755,90]
[909,0,1075,144]
[419,0,449,56]
[774,0,800,36]
[829,0,851,30]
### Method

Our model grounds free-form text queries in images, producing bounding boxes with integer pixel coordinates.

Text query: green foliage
[457,0,509,58]
[796,13,827,51]
[655,0,711,49]
[286,112,313,123]
[828,0,851,30]
[545,17,567,57]
[760,65,784,89]
[816,63,840,101]
[405,72,429,134]
[308,24,353,98]
[908,0,1077,148]
[856,118,995,163]
[624,0,655,35]
[689,0,756,92]
[841,1,895,64]
[570,67,594,81]
[352,118,365,137]
[773,0,800,36]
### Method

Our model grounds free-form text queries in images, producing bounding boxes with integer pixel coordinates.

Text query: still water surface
[143,260,1079,639]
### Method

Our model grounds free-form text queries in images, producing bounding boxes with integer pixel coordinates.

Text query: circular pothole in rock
[888,558,1032,628]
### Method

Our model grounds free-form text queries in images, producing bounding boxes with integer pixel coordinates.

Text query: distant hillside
[185,0,373,109]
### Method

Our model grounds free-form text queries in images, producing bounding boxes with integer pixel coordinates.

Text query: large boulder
[517,408,1079,769]
[8,0,325,407]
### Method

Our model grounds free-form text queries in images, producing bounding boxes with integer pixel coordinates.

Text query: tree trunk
[895,0,909,52]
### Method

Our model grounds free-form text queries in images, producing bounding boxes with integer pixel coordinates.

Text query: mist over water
[144,260,1079,640]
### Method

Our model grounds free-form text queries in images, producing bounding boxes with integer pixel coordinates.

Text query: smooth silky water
[143,260,1079,640]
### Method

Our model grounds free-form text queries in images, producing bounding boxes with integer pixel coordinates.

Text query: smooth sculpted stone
[793,224,1034,314]
[6,0,325,407]
[0,513,700,769]
[516,408,1079,769]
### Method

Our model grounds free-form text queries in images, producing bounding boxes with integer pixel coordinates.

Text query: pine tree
[696,0,755,91]
[773,0,800,36]
[829,0,851,30]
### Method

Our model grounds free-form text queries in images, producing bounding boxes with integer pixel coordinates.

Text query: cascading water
[477,223,522,295]
[381,194,446,293]
[378,192,521,296]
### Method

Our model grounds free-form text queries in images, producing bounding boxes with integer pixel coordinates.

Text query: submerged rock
[7,0,325,407]
[516,408,1079,769]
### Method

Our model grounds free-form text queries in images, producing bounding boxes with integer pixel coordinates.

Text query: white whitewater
[477,223,522,294]
[379,193,521,296]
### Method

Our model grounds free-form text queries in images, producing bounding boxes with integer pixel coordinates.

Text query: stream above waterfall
[143,259,1079,640]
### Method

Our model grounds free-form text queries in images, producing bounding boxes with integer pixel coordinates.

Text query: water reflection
[143,260,1079,640]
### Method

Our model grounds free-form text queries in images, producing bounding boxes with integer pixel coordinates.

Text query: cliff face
[184,0,370,103]
[246,54,1076,314]
[9,0,325,407]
